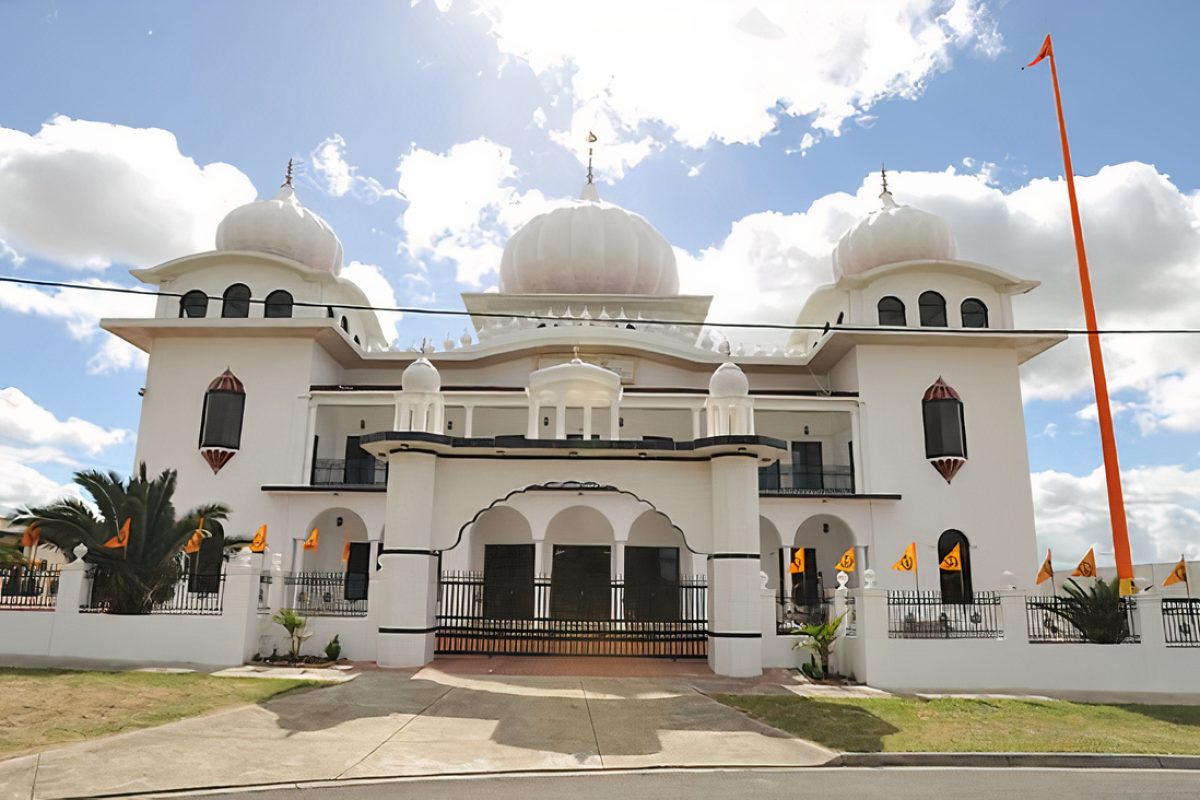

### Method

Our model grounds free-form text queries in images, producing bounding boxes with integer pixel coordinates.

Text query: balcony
[759,464,854,495]
[310,457,388,487]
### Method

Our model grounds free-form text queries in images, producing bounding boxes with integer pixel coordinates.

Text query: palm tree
[1033,577,1132,644]
[13,465,230,614]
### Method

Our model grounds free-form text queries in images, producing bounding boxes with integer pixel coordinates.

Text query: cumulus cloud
[307,134,401,203]
[0,451,82,514]
[0,116,255,269]
[341,260,404,343]
[436,0,1001,173]
[0,387,128,456]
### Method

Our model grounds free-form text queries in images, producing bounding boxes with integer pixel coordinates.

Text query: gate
[435,571,708,658]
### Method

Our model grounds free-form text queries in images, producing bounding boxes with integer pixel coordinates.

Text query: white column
[849,406,864,493]
[691,407,702,439]
[609,404,620,440]
[463,404,474,437]
[527,400,539,439]
[554,401,566,439]
[583,404,593,441]
[301,399,318,483]
[534,539,548,577]
[612,540,626,620]
[707,454,764,677]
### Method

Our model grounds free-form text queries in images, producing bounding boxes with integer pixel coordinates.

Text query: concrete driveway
[0,665,834,800]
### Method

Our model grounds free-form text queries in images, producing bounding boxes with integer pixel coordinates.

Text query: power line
[1,274,1198,337]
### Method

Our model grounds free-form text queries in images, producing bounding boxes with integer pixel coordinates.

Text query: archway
[289,508,372,614]
[938,529,974,603]
[545,506,614,620]
[792,514,857,605]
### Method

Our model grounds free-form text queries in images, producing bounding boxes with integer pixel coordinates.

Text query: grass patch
[713,694,1200,754]
[0,668,317,756]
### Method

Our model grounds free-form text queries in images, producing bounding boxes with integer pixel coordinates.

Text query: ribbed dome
[401,358,441,394]
[709,362,749,398]
[499,184,678,295]
[832,189,956,280]
[215,184,344,275]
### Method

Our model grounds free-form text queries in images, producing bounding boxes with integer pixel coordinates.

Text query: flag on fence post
[303,527,319,551]
[104,517,131,549]
[250,524,268,553]
[834,547,856,573]
[1036,549,1055,587]
[1071,547,1097,578]
[1163,555,1190,595]
[789,548,806,574]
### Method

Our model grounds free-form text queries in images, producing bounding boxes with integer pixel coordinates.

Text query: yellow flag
[939,543,963,572]
[104,517,131,549]
[1036,549,1054,585]
[20,524,40,549]
[303,527,319,551]
[250,524,268,553]
[341,537,351,563]
[834,547,856,573]
[1071,547,1097,578]
[892,542,917,573]
[789,548,806,574]
[1163,556,1188,588]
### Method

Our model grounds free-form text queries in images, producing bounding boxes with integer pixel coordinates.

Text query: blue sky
[1,1,1198,565]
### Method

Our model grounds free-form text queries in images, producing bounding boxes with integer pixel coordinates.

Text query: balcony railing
[311,457,387,487]
[759,465,854,495]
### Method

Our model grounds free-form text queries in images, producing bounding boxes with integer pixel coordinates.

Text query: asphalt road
[173,767,1200,799]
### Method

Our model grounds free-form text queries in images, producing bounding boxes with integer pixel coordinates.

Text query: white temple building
[100,168,1065,677]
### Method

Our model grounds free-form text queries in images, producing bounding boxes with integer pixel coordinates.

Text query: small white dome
[832,189,956,280]
[499,184,678,295]
[216,184,344,275]
[709,362,749,398]
[401,358,441,393]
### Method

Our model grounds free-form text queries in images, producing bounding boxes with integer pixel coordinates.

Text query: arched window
[179,290,209,318]
[918,291,947,327]
[961,298,989,328]
[340,316,349,333]
[938,529,973,603]
[187,520,224,594]
[264,290,293,318]
[877,296,906,326]
[922,377,967,483]
[199,372,246,451]
[221,284,251,318]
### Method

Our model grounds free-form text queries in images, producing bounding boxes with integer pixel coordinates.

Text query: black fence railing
[758,465,854,495]
[0,566,60,609]
[282,571,369,617]
[311,458,387,487]
[257,573,273,613]
[1162,598,1200,648]
[887,591,1002,639]
[1025,595,1140,644]
[436,571,708,657]
[776,592,832,633]
[81,568,225,615]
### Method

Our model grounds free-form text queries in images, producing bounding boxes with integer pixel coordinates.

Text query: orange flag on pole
[788,548,806,574]
[1025,34,1052,67]
[834,547,856,573]
[104,518,131,549]
[939,543,963,572]
[184,516,205,555]
[1163,556,1189,588]
[20,525,39,549]
[303,527,319,551]
[250,524,268,553]
[892,542,917,573]
[1036,549,1055,585]
[1072,547,1097,578]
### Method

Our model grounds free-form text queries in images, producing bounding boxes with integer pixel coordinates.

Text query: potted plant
[792,612,846,681]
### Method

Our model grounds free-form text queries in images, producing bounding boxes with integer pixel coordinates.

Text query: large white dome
[216,184,344,275]
[499,184,679,295]
[832,189,956,280]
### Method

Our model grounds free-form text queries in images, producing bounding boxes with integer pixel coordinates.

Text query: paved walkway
[0,664,835,800]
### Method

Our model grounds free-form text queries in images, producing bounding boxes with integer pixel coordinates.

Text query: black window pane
[962,299,988,328]
[791,441,823,490]
[919,292,947,327]
[199,391,245,449]
[923,399,965,458]
[264,290,293,318]
[180,291,208,318]
[877,296,906,326]
[221,284,251,318]
[626,546,680,621]
[483,544,534,619]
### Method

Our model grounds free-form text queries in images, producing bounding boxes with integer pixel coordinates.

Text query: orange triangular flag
[104,518,131,549]
[20,524,40,549]
[1071,547,1097,578]
[341,537,351,563]
[184,516,205,554]
[250,524,267,553]
[1026,34,1053,68]
[788,548,805,574]
[303,527,319,551]
[834,547,856,573]
[1036,549,1054,585]
[1163,556,1188,588]
[939,543,963,572]
[892,542,917,572]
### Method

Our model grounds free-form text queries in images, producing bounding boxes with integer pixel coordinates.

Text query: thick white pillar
[583,404,593,441]
[527,401,540,439]
[707,454,763,677]
[554,401,566,439]
[463,404,474,437]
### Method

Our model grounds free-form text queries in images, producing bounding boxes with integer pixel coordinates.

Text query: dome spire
[283,158,294,188]
[581,131,600,201]
[880,164,897,209]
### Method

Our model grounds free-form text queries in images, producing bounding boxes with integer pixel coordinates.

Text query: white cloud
[0,387,128,457]
[438,0,1001,171]
[0,239,23,267]
[0,116,255,269]
[307,134,401,203]
[341,260,403,343]
[0,450,81,514]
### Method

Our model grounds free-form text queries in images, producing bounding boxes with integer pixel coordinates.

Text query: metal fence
[81,568,225,615]
[282,571,369,617]
[776,593,832,633]
[0,566,60,610]
[1025,595,1140,644]
[887,590,1002,639]
[257,573,273,613]
[1162,598,1200,648]
[758,465,854,495]
[310,458,387,487]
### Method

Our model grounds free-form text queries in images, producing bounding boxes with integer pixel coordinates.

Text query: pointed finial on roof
[419,337,430,355]
[879,163,897,209]
[283,158,294,187]
[586,130,598,185]
[572,345,581,362]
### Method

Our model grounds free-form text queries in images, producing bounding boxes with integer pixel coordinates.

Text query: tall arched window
[961,298,989,328]
[938,529,973,603]
[264,290,293,318]
[221,284,251,318]
[877,296,906,326]
[179,290,209,318]
[918,291,947,327]
[199,369,246,453]
[922,377,967,483]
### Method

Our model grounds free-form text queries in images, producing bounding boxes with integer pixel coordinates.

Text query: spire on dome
[581,131,600,201]
[283,158,294,188]
[880,164,897,209]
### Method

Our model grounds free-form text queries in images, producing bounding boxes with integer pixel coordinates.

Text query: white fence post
[223,551,259,664]
[855,588,888,685]
[1136,594,1165,649]
[999,589,1028,648]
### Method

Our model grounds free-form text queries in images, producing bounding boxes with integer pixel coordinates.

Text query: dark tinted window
[179,290,209,318]
[961,298,989,328]
[199,390,245,449]
[922,398,966,458]
[877,296,906,326]
[221,284,251,318]
[938,529,973,603]
[918,291,947,327]
[264,290,293,318]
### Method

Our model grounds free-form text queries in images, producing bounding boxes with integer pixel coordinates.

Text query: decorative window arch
[938,529,973,603]
[877,296,906,326]
[961,298,989,328]
[918,291,947,327]
[179,290,209,318]
[264,289,293,318]
[198,368,246,474]
[922,377,967,483]
[221,284,251,318]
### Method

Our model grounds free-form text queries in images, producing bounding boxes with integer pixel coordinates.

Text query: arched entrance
[286,508,372,616]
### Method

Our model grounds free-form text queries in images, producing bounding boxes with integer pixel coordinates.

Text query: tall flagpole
[1026,35,1135,596]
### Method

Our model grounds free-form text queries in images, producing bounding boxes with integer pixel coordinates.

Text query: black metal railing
[257,573,273,613]
[1162,598,1200,647]
[0,566,60,609]
[758,465,854,495]
[887,590,1002,639]
[81,568,225,615]
[282,571,369,617]
[436,571,708,657]
[310,458,388,487]
[1025,595,1140,644]
[776,592,832,633]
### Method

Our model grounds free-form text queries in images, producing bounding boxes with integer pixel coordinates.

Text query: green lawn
[0,668,317,756]
[714,694,1200,754]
